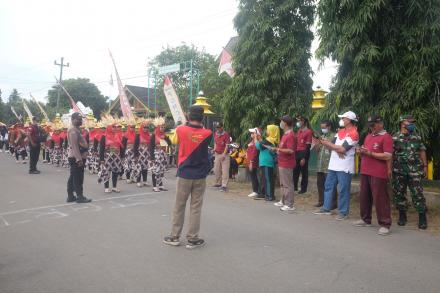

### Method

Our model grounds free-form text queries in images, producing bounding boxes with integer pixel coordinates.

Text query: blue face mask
[405,124,416,133]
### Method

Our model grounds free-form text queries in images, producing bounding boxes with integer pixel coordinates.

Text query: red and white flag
[218,48,235,78]
[163,76,187,125]
[55,77,84,116]
[109,50,135,121]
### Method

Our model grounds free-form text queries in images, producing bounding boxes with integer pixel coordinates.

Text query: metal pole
[54,57,69,114]
[147,69,150,114]
[197,70,200,95]
[154,73,157,115]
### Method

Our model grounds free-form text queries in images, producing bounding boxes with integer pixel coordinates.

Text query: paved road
[0,153,439,293]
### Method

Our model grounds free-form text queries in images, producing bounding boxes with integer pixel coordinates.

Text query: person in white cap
[313,111,359,220]
[246,128,262,198]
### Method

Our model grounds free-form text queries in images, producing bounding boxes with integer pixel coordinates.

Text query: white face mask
[279,122,285,130]
[339,119,345,127]
[321,128,329,134]
[296,122,302,128]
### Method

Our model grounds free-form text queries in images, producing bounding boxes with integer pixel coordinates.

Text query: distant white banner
[163,76,187,125]
[158,63,180,75]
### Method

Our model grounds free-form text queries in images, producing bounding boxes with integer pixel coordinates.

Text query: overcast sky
[0,0,336,103]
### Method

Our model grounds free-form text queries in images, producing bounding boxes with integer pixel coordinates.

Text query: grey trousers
[171,177,206,240]
[279,167,295,207]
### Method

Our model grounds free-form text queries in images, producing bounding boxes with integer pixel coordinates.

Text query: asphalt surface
[0,152,439,293]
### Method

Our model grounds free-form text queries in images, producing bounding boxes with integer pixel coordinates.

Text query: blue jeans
[323,170,353,216]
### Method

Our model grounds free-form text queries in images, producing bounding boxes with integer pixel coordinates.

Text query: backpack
[37,126,48,143]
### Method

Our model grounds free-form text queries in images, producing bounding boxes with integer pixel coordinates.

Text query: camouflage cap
[399,114,416,122]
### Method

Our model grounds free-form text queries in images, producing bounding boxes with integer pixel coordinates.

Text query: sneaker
[136,182,142,188]
[274,201,284,207]
[163,236,180,246]
[16,160,20,164]
[186,238,205,249]
[314,209,332,215]
[76,196,92,203]
[335,214,348,221]
[153,187,161,192]
[280,205,296,212]
[22,161,27,164]
[112,188,121,193]
[253,196,265,200]
[378,227,390,236]
[265,198,275,202]
[212,184,221,188]
[314,203,323,208]
[352,220,372,227]
[159,186,168,191]
[143,182,151,187]
[66,196,77,203]
[219,187,227,192]
[104,188,112,193]
[29,170,40,174]
[126,179,132,184]
[248,192,258,198]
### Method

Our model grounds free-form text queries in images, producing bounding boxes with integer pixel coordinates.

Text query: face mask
[296,122,301,128]
[405,123,416,133]
[339,119,345,127]
[279,123,285,130]
[321,128,329,134]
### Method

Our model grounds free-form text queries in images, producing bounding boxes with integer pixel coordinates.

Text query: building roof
[224,36,239,55]
[110,85,167,114]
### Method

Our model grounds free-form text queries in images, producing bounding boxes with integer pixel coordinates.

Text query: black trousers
[29,144,41,171]
[104,172,119,188]
[293,150,309,192]
[249,167,261,194]
[137,169,148,183]
[67,158,85,198]
[15,148,27,160]
[152,173,163,187]
[317,172,337,209]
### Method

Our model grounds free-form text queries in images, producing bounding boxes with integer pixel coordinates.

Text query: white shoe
[274,201,284,207]
[247,192,258,198]
[378,227,390,236]
[352,220,372,227]
[112,188,121,193]
[280,205,296,212]
[137,182,142,187]
[153,187,160,192]
[126,179,132,184]
[143,182,151,187]
[104,188,112,193]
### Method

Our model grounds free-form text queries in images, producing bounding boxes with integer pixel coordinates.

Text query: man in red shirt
[273,115,297,212]
[293,115,312,194]
[213,122,231,192]
[353,115,393,236]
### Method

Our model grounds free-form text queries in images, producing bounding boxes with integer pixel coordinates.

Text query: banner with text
[163,76,187,125]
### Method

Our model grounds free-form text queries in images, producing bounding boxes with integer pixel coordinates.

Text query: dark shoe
[253,196,265,200]
[398,210,407,226]
[186,238,205,249]
[314,203,323,208]
[212,184,221,188]
[159,186,168,191]
[29,170,40,174]
[163,236,180,246]
[418,213,428,230]
[66,196,77,203]
[298,190,307,195]
[219,187,227,192]
[76,196,92,203]
[265,198,275,202]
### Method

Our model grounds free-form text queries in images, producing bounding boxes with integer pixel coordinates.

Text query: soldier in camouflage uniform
[392,115,428,229]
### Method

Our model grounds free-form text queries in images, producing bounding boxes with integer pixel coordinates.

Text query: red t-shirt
[278,130,297,169]
[246,141,259,164]
[214,131,230,154]
[360,131,393,179]
[296,128,312,151]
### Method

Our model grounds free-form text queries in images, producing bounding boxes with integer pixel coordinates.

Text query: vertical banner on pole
[163,76,187,125]
[109,50,135,120]
[55,77,84,116]
[22,99,34,120]
[30,94,50,121]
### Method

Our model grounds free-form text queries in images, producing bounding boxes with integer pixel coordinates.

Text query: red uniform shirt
[214,131,230,154]
[246,141,259,165]
[296,128,312,151]
[360,131,393,179]
[278,130,297,168]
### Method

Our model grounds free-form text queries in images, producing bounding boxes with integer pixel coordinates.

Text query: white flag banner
[30,94,49,121]
[163,76,187,125]
[218,48,235,78]
[22,99,34,120]
[108,50,135,120]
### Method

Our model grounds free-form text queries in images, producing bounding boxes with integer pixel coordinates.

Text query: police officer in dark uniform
[392,115,428,229]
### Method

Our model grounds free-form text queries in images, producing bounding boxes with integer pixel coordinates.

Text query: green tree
[0,89,4,122]
[149,43,231,114]
[222,0,315,141]
[315,0,440,178]
[47,78,108,118]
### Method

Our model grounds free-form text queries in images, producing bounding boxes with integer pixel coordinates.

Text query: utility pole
[54,57,69,114]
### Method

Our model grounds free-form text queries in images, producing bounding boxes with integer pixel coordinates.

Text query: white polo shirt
[328,127,359,174]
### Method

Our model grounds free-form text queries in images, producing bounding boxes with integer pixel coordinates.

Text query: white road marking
[0,192,155,217]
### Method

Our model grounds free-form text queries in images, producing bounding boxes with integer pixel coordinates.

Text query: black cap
[71,112,82,120]
[367,114,383,124]
[280,115,293,126]
[188,105,204,122]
